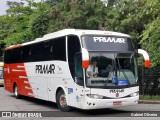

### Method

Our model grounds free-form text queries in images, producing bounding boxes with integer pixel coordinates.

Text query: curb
[138,100,160,104]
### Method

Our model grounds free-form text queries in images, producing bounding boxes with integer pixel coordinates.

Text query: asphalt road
[0,86,160,120]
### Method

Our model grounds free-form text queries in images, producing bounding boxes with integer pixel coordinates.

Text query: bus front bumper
[83,96,138,110]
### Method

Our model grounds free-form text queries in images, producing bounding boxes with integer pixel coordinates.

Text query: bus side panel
[24,62,49,100]
[52,62,76,107]
[4,63,12,93]
[23,61,76,105]
[4,63,35,98]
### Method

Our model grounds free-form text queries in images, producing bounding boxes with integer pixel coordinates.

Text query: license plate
[113,101,122,106]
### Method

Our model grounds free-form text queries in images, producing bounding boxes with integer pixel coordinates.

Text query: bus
[0,62,4,86]
[4,29,150,111]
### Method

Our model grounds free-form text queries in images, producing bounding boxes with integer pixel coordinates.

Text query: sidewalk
[138,100,160,104]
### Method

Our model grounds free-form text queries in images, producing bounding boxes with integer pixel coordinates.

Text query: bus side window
[52,37,66,61]
[13,48,22,63]
[22,45,31,62]
[68,35,82,86]
[5,48,22,64]
[74,54,84,86]
[4,50,10,64]
[31,42,42,62]
[41,41,52,61]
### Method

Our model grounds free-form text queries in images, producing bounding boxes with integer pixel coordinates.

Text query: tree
[0,0,160,67]
[2,0,46,46]
[140,0,160,67]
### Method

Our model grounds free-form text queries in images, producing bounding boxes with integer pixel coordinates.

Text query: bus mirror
[137,49,150,68]
[81,48,89,68]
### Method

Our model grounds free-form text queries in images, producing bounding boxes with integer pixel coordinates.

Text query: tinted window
[75,54,84,86]
[30,42,42,62]
[4,48,22,64]
[41,41,53,61]
[4,50,11,64]
[22,45,31,62]
[4,36,67,64]
[68,35,81,80]
[82,35,134,52]
[15,48,22,63]
[4,51,8,63]
[52,37,66,61]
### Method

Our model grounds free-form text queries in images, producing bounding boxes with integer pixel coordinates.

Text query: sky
[0,0,42,15]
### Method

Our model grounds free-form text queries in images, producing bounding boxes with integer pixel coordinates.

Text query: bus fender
[55,86,68,104]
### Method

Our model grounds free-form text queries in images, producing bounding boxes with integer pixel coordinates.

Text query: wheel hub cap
[60,94,67,107]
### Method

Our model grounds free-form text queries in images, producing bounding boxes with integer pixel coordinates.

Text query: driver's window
[75,54,84,86]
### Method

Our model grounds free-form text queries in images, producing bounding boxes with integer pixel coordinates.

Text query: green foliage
[30,12,50,38]
[4,30,32,45]
[140,95,160,100]
[0,0,160,67]
[45,0,63,6]
[141,19,160,67]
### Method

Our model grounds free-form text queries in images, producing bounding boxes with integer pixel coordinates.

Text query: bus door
[74,54,85,108]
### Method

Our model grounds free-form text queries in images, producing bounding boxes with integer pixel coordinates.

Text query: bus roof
[43,29,130,39]
[5,29,130,50]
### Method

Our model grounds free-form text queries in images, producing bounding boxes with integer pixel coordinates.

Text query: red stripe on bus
[4,63,35,97]
[5,44,22,51]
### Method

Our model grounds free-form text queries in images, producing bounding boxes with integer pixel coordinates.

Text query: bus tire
[14,84,20,99]
[56,90,71,112]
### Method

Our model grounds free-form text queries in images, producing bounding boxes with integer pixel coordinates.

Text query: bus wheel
[14,84,20,99]
[56,90,71,112]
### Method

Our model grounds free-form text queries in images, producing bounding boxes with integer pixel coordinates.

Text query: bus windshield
[86,52,138,88]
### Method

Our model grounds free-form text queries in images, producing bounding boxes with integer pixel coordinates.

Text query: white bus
[4,29,150,111]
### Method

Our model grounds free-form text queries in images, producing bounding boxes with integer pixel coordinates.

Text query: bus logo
[116,93,119,97]
[93,37,125,43]
[35,64,55,74]
[57,66,63,74]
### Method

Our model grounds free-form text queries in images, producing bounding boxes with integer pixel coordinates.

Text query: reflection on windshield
[86,53,138,88]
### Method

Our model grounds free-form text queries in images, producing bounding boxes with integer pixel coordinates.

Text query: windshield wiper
[117,58,130,85]
[121,69,131,85]
[103,77,109,87]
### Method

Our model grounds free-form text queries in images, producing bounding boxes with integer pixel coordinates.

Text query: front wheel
[56,90,71,112]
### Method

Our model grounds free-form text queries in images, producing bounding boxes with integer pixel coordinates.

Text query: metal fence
[138,65,160,95]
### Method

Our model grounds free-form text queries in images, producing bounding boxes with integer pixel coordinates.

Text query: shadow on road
[9,95,59,110]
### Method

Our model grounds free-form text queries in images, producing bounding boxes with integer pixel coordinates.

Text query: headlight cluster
[130,92,139,97]
[87,94,103,99]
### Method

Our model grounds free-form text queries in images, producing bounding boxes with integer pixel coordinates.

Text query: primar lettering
[93,37,125,43]
[36,64,55,74]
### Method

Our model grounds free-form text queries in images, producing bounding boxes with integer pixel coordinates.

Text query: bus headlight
[87,94,103,99]
[130,92,139,97]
